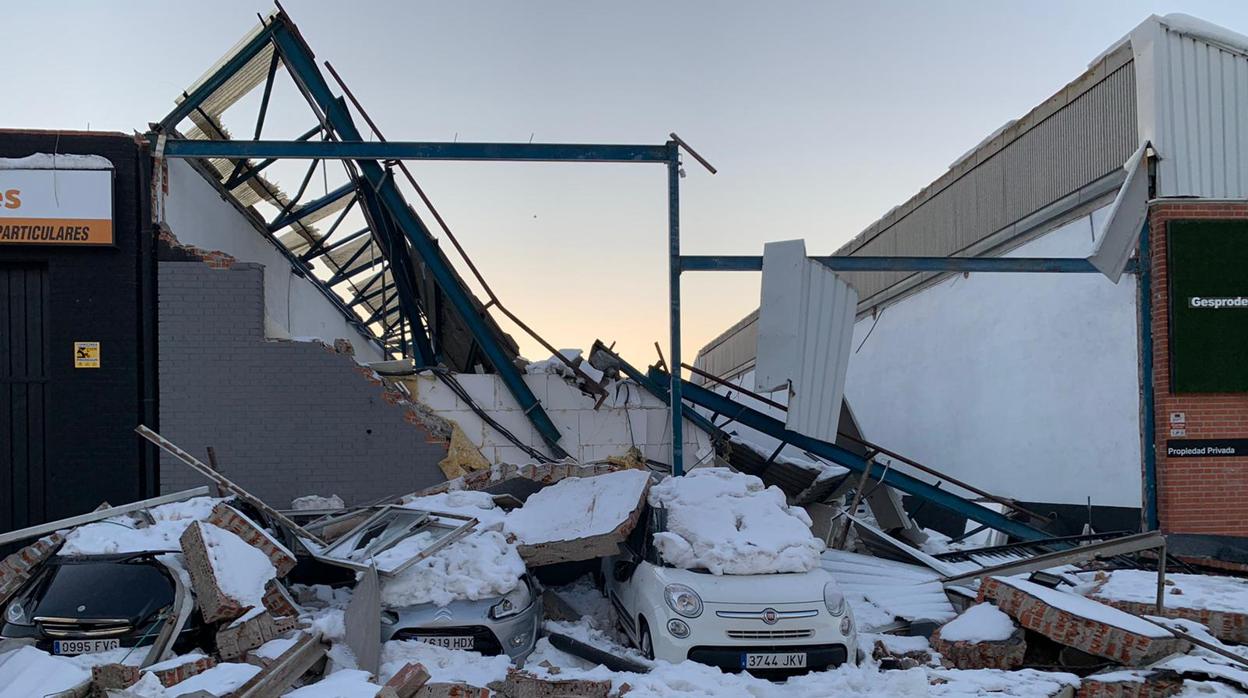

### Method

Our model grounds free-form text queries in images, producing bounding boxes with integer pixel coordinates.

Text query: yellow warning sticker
[74,341,100,369]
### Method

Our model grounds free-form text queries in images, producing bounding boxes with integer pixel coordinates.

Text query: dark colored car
[1,552,207,656]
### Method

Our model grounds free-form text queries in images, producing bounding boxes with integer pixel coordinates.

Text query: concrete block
[979,578,1190,666]
[415,684,491,698]
[492,668,611,698]
[377,662,431,698]
[1076,670,1184,698]
[453,374,500,410]
[180,522,249,624]
[261,578,300,619]
[543,378,594,410]
[215,611,298,661]
[0,533,63,606]
[151,655,219,688]
[206,503,297,577]
[930,626,1026,670]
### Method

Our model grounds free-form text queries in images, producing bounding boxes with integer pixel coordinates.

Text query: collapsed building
[2,5,1248,697]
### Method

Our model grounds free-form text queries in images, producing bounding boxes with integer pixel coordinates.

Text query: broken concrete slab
[377,662,431,698]
[261,578,300,619]
[1075,669,1184,698]
[491,669,611,698]
[415,461,631,499]
[979,577,1190,666]
[206,503,297,578]
[414,683,492,698]
[930,626,1026,670]
[181,521,251,623]
[92,655,219,693]
[0,533,63,607]
[215,611,299,661]
[231,632,328,698]
[504,468,650,567]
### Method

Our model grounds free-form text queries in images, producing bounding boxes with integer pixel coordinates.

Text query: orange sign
[0,167,114,246]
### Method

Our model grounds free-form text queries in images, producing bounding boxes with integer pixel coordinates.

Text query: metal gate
[1,264,49,533]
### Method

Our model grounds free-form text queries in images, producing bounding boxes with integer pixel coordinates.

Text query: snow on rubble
[198,521,276,611]
[381,489,525,608]
[59,496,221,555]
[647,467,823,574]
[504,469,652,545]
[936,603,1015,643]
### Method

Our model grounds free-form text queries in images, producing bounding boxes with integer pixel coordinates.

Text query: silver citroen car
[379,575,543,661]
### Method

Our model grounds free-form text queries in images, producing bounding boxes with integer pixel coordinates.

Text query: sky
[7,1,1248,366]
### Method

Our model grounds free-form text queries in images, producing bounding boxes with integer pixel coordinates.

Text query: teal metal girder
[269,16,566,455]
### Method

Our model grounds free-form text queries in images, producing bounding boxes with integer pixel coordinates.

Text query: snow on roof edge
[0,153,114,171]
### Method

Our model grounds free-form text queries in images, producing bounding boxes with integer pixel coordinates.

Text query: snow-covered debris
[505,468,651,565]
[381,639,510,688]
[0,153,113,170]
[993,577,1173,638]
[820,549,956,629]
[198,522,277,610]
[291,494,345,511]
[648,467,822,575]
[937,603,1015,643]
[1082,569,1248,614]
[0,645,91,697]
[525,348,603,383]
[165,661,260,696]
[60,496,220,555]
[400,489,508,528]
[380,529,525,608]
[284,668,380,697]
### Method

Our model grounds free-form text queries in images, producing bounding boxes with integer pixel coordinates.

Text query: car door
[607,506,651,644]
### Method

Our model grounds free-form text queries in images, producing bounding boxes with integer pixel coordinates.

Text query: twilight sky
[7,1,1248,365]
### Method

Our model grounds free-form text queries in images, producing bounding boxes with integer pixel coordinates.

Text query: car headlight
[4,600,29,626]
[663,584,703,618]
[823,583,846,616]
[489,582,533,620]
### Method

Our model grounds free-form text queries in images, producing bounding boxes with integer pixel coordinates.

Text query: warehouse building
[696,14,1248,562]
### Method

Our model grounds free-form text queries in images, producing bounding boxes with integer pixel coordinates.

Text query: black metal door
[1,264,49,533]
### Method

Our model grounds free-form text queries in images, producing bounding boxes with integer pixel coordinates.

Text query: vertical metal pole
[667,142,684,476]
[1155,538,1167,613]
[1138,222,1159,531]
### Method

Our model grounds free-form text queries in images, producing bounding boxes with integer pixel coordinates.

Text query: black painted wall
[0,130,156,532]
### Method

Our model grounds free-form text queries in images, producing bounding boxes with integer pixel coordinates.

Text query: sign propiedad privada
[0,158,114,246]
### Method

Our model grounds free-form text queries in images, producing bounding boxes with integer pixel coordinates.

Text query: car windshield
[23,556,173,624]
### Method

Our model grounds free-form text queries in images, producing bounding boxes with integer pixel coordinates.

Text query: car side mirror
[613,559,638,582]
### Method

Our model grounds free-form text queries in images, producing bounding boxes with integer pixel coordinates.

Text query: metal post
[1138,222,1159,531]
[1156,538,1167,613]
[667,142,684,476]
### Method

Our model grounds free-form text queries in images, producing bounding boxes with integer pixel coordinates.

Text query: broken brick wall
[1148,200,1248,538]
[157,258,449,505]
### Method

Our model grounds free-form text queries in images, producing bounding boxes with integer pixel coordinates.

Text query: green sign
[1167,220,1248,393]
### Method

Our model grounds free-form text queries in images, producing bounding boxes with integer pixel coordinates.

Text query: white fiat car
[602,504,858,674]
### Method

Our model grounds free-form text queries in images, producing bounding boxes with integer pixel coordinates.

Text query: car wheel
[638,618,654,661]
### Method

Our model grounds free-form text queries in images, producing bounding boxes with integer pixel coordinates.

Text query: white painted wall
[842,206,1142,508]
[159,159,383,362]
[405,373,712,468]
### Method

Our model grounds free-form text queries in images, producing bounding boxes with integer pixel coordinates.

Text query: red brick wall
[1148,200,1248,537]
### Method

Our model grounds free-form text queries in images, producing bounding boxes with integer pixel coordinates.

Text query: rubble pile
[0,429,1245,697]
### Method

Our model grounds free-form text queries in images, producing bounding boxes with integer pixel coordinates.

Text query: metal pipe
[155,137,672,163]
[680,255,1124,274]
[667,143,684,475]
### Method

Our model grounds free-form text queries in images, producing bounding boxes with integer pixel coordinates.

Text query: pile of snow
[400,489,509,528]
[0,645,91,696]
[198,522,276,610]
[60,496,220,555]
[285,669,379,697]
[291,494,345,511]
[166,662,260,696]
[938,603,1016,643]
[505,469,651,545]
[1081,569,1248,614]
[381,530,525,608]
[648,467,822,575]
[381,639,511,688]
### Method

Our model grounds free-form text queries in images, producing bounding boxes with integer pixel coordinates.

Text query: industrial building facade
[696,14,1248,558]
